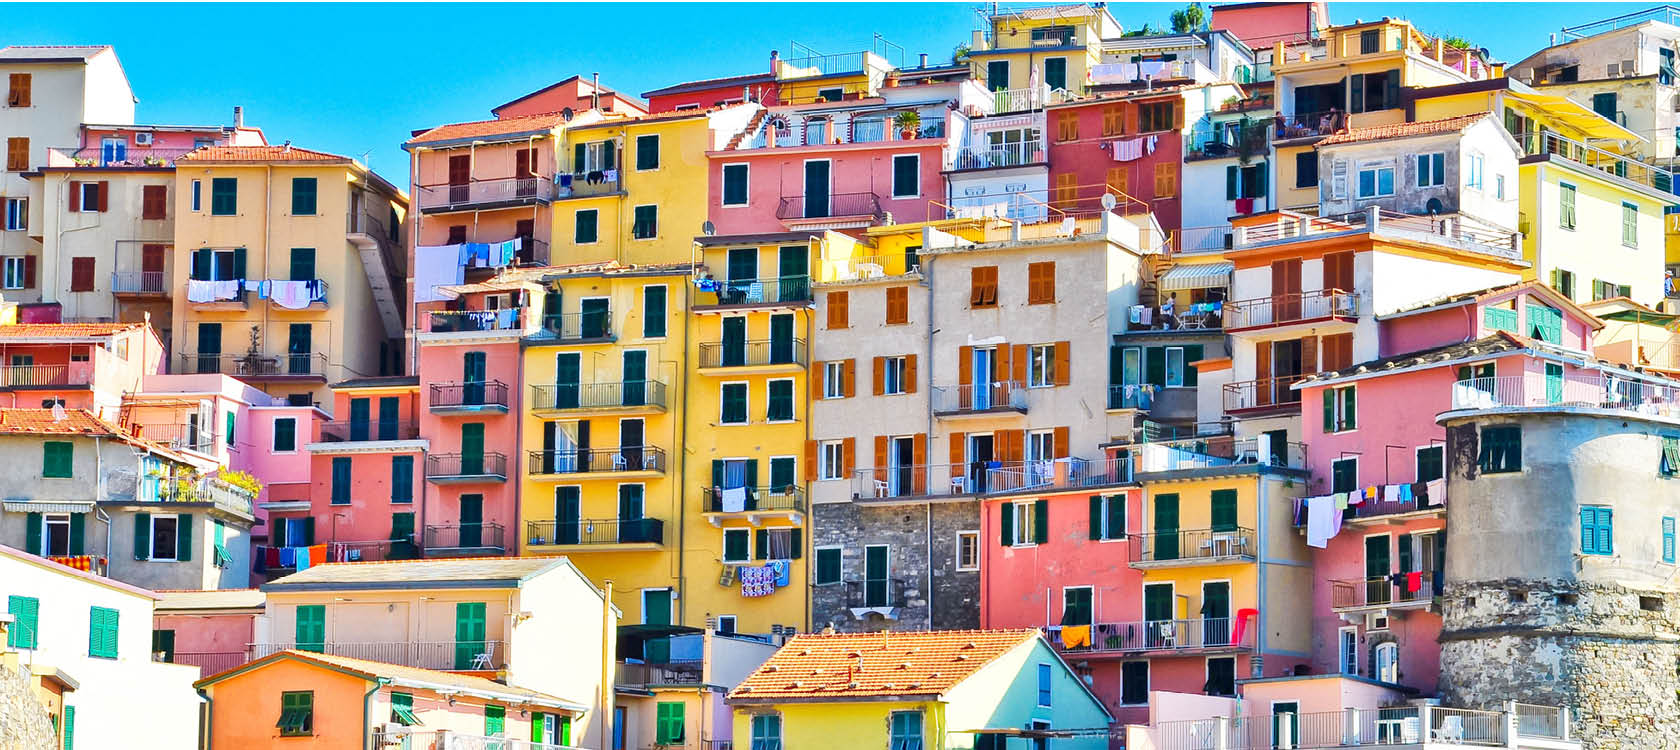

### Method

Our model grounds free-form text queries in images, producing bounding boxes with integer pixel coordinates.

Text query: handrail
[527,446,667,475]
[1223,289,1358,329]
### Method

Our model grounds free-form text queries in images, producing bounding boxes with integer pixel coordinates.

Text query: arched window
[1373,642,1399,683]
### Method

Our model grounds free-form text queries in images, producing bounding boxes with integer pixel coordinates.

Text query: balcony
[150,476,256,521]
[531,381,667,414]
[111,271,168,296]
[844,578,909,618]
[1123,301,1225,333]
[1130,435,1308,473]
[1047,616,1255,657]
[1141,702,1565,749]
[1223,290,1358,332]
[428,309,523,334]
[1090,59,1215,86]
[1335,490,1446,526]
[951,141,1046,171]
[987,85,1075,113]
[527,446,666,477]
[1236,209,1523,261]
[615,659,702,688]
[775,192,882,227]
[182,281,249,309]
[423,522,507,556]
[156,651,249,677]
[415,176,555,214]
[253,640,506,672]
[376,731,584,750]
[1222,374,1309,415]
[533,310,613,342]
[1449,374,1680,420]
[1516,128,1675,193]
[701,485,806,525]
[45,554,107,577]
[327,538,419,563]
[984,456,1134,495]
[696,339,807,373]
[931,381,1027,417]
[817,254,918,282]
[0,364,93,389]
[1271,111,1340,142]
[131,423,218,454]
[1131,527,1255,567]
[556,169,622,200]
[429,380,510,414]
[851,463,969,500]
[46,145,197,169]
[525,518,665,548]
[314,419,421,444]
[695,275,812,308]
[176,352,329,380]
[1331,571,1442,612]
[424,453,509,483]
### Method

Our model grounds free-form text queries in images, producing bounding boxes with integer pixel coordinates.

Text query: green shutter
[296,605,325,652]
[637,135,659,170]
[1225,166,1239,200]
[755,529,769,560]
[274,419,296,451]
[392,456,414,503]
[291,178,317,215]
[226,411,236,445]
[1106,494,1126,539]
[454,602,487,670]
[1033,499,1049,544]
[643,285,667,338]
[657,702,686,744]
[485,705,505,737]
[133,512,151,559]
[69,512,84,555]
[1211,489,1238,532]
[1183,344,1203,386]
[1089,496,1103,540]
[43,442,72,478]
[1000,502,1014,545]
[332,457,352,504]
[7,596,39,649]
[176,513,192,562]
[61,705,73,750]
[87,606,117,658]
[1341,386,1357,430]
[1144,347,1166,387]
[790,528,803,559]
[532,712,547,742]
[576,210,597,244]
[1322,389,1335,433]
[24,512,41,555]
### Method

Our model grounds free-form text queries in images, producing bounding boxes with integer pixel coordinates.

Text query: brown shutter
[827,291,848,329]
[1054,341,1071,386]
[949,432,965,467]
[70,258,94,292]
[68,181,81,212]
[905,354,918,393]
[1302,335,1319,374]
[872,356,885,396]
[141,185,166,220]
[515,149,531,179]
[141,244,166,274]
[811,360,825,399]
[913,433,928,493]
[1256,342,1273,407]
[97,181,109,212]
[804,440,818,481]
[23,255,36,289]
[886,286,908,324]
[1010,344,1028,386]
[958,346,973,387]
[874,436,889,482]
[841,437,855,475]
[1053,426,1070,459]
[843,359,856,397]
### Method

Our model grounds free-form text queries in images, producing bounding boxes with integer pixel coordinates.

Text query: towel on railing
[186,279,218,302]
[268,281,315,310]
[1060,624,1091,649]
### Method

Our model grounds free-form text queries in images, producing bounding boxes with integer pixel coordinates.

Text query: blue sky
[0,2,1655,184]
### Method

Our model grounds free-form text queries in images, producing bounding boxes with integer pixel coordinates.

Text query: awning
[1159,261,1234,291]
[3,500,93,513]
[1507,88,1644,142]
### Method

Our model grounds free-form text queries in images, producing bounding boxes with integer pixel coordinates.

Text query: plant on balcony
[894,111,921,139]
[218,470,262,498]
[239,325,266,374]
[72,157,94,167]
[1234,117,1269,166]
[143,155,167,167]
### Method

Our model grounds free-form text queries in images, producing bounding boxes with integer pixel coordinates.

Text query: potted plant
[894,111,921,140]
[143,155,166,167]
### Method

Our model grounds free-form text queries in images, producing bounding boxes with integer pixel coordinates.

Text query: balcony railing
[1125,302,1225,333]
[327,539,419,563]
[156,651,249,676]
[818,254,917,281]
[931,381,1027,414]
[697,339,808,368]
[1223,290,1358,330]
[1174,225,1233,253]
[111,271,168,294]
[952,141,1046,170]
[844,578,909,609]
[531,381,667,411]
[989,456,1134,494]
[377,730,584,750]
[428,309,522,333]
[1237,209,1522,260]
[131,423,218,453]
[700,275,812,306]
[0,364,92,388]
[1047,617,1255,655]
[525,517,665,546]
[557,169,622,199]
[1515,128,1675,192]
[536,310,613,340]
[317,419,420,443]
[1335,490,1446,524]
[527,446,666,475]
[1090,59,1213,85]
[45,554,106,576]
[176,352,329,378]
[424,522,507,553]
[702,485,806,514]
[1144,704,1524,749]
[989,85,1075,113]
[852,463,965,499]
[1222,374,1309,413]
[1129,435,1308,472]
[429,380,509,410]
[1450,374,1680,419]
[615,659,703,688]
[253,640,505,671]
[1271,111,1341,141]
[415,176,556,211]
[1131,527,1255,564]
[424,453,509,480]
[1330,571,1442,609]
[47,145,198,169]
[775,192,882,221]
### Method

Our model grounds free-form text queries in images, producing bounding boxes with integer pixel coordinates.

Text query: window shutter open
[177,513,192,561]
[755,529,769,560]
[804,441,817,481]
[1054,341,1071,385]
[70,513,86,554]
[874,436,889,482]
[958,346,973,387]
[872,356,885,396]
[24,512,41,555]
[1322,389,1336,433]
[1033,499,1049,543]
[1089,496,1103,540]
[905,354,918,393]
[949,432,965,468]
[1053,426,1069,458]
[842,437,855,475]
[913,433,928,493]
[843,359,856,397]
[97,181,109,212]
[133,512,150,559]
[1342,387,1357,430]
[1000,502,1014,546]
[810,361,824,399]
[68,181,81,212]
[1010,344,1028,386]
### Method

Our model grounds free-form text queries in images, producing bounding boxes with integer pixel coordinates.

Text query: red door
[448,155,470,203]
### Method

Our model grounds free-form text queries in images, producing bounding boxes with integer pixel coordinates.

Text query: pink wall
[648,80,777,114]
[706,139,947,236]
[154,610,257,676]
[1381,288,1595,358]
[1209,3,1326,47]
[416,332,522,552]
[980,489,1147,628]
[1238,674,1411,717]
[1305,518,1444,695]
[1046,97,1183,234]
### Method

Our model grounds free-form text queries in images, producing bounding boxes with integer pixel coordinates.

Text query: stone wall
[0,663,54,750]
[811,499,980,632]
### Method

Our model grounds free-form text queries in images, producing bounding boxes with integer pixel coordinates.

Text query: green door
[1153,493,1180,560]
[196,323,222,373]
[555,353,581,409]
[581,298,610,339]
[1365,534,1391,604]
[726,248,758,285]
[463,352,487,405]
[622,350,648,407]
[295,604,325,652]
[1202,581,1231,646]
[1063,587,1093,626]
[643,589,672,626]
[459,494,483,548]
[721,317,747,367]
[769,313,794,364]
[778,245,810,302]
[617,485,645,543]
[1546,363,1564,404]
[1210,489,1238,532]
[376,397,399,440]
[1143,583,1173,648]
[460,424,485,475]
[555,487,581,545]
[454,602,487,670]
[803,160,830,219]
[287,324,312,375]
[865,545,889,607]
[348,398,370,441]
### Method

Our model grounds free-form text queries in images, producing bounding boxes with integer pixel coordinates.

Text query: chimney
[770,49,780,75]
[919,53,929,68]
[233,106,244,129]
[592,72,601,110]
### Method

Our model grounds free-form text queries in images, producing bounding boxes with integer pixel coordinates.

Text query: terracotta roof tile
[0,322,144,339]
[0,408,120,436]
[729,629,1037,702]
[177,145,349,163]
[1316,113,1489,147]
[406,112,572,146]
[641,72,774,99]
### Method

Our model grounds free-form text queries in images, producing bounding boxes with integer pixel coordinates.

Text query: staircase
[723,109,770,151]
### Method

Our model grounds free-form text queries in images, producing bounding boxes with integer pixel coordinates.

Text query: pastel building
[967,4,1123,97]
[641,69,777,114]
[299,374,427,562]
[151,587,266,677]
[0,320,163,420]
[614,625,779,750]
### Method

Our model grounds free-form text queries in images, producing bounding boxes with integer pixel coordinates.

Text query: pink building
[0,321,162,419]
[1046,90,1187,236]
[248,401,327,572]
[152,588,265,677]
[642,71,776,114]
[490,75,647,119]
[1208,1,1329,49]
[301,376,425,562]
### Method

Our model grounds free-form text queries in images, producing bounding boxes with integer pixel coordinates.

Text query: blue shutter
[1580,507,1595,553]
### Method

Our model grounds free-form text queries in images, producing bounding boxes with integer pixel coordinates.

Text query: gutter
[197,687,212,750]
[363,677,391,750]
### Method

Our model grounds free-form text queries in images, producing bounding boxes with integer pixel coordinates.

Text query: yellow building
[774,48,895,105]
[727,629,1112,750]
[966,4,1122,99]
[519,260,693,625]
[172,145,407,406]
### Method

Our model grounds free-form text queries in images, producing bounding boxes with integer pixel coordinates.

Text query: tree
[1122,23,1160,38]
[1170,3,1208,33]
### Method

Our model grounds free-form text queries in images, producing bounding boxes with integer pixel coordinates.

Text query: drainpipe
[921,232,937,630]
[363,677,391,750]
[1254,472,1270,677]
[197,687,213,750]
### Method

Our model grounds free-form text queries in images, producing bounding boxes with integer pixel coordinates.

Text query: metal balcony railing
[131,423,218,453]
[525,517,665,546]
[415,176,555,211]
[1450,374,1680,419]
[48,145,197,169]
[531,381,667,411]
[537,310,612,340]
[776,192,882,220]
[1143,703,1532,749]
[1514,128,1675,192]
[697,339,807,368]
[327,539,420,563]
[527,446,666,475]
[111,271,167,294]
[176,352,329,378]
[156,651,250,676]
[1223,290,1358,330]
[557,168,621,198]
[817,254,916,281]
[931,381,1027,414]
[0,364,91,387]
[424,453,509,480]
[1131,527,1256,564]
[700,275,812,306]
[429,309,522,333]
[424,522,507,553]
[702,485,806,513]
[317,419,420,443]
[1272,111,1342,141]
[615,659,703,688]
[1237,209,1522,260]
[1330,571,1442,609]
[985,456,1133,494]
[429,380,509,410]
[952,141,1046,170]
[1222,374,1309,413]
[851,463,965,499]
[988,85,1075,113]
[1128,435,1308,472]
[254,640,506,671]
[1046,617,1255,655]
[844,578,909,609]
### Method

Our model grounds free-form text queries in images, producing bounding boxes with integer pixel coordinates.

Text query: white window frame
[77,182,99,213]
[822,361,844,399]
[1373,641,1399,683]
[956,530,980,571]
[818,440,844,481]
[764,377,796,423]
[883,356,907,395]
[190,179,202,212]
[1415,444,1444,483]
[1165,346,1186,388]
[721,163,750,206]
[1205,656,1237,697]
[1415,152,1444,188]
[1466,151,1485,190]
[764,526,796,560]
[148,513,180,561]
[1011,501,1036,546]
[719,382,749,425]
[1356,162,1395,198]
[891,154,921,198]
[273,417,298,452]
[715,614,737,635]
[634,133,660,172]
[640,284,669,339]
[1027,430,1054,464]
[3,198,24,231]
[2,257,21,289]
[42,512,71,556]
[1028,344,1054,388]
[1096,494,1125,541]
[722,528,751,563]
[1495,173,1506,200]
[1329,384,1356,433]
[640,587,673,625]
[1338,625,1358,675]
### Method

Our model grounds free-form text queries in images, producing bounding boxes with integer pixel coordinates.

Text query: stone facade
[811,499,980,632]
[0,664,54,750]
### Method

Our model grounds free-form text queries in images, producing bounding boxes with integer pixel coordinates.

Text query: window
[6,595,38,649]
[76,182,100,213]
[391,456,414,503]
[1005,500,1045,546]
[633,205,657,239]
[885,286,909,324]
[822,361,845,399]
[1665,517,1676,564]
[1323,385,1356,432]
[882,356,907,395]
[1102,106,1125,137]
[636,135,660,171]
[278,691,313,736]
[190,179,202,211]
[42,441,72,478]
[1028,345,1055,387]
[1495,173,1506,200]
[7,73,30,107]
[1121,661,1149,705]
[769,456,796,492]
[818,440,846,481]
[1416,153,1444,187]
[87,606,118,659]
[141,185,167,220]
[273,417,297,451]
[1466,152,1484,190]
[890,711,924,750]
[390,693,420,726]
[970,265,998,307]
[643,285,667,338]
[484,705,505,738]
[1559,183,1576,229]
[1349,70,1398,113]
[67,256,97,292]
[1552,269,1577,300]
[1090,494,1125,540]
[817,87,844,103]
[1581,506,1613,555]
[1164,347,1186,388]
[1043,57,1067,90]
[1478,425,1522,474]
[5,198,26,230]
[210,177,237,216]
[1360,29,1381,54]
[1206,657,1236,696]
[1331,457,1357,494]
[956,531,979,570]
[5,137,26,172]
[724,528,751,563]
[1027,261,1055,304]
[720,383,748,424]
[1663,436,1680,477]
[766,379,794,421]
[291,177,317,215]
[826,290,849,329]
[1036,663,1053,706]
[716,615,737,635]
[655,702,685,745]
[1055,111,1078,142]
[750,715,782,750]
[330,457,352,505]
[1592,279,1632,301]
[722,164,749,205]
[1138,101,1175,132]
[1623,201,1639,247]
[1338,627,1358,675]
[2,257,23,289]
[1416,446,1444,484]
[1357,163,1394,198]
[1154,162,1178,197]
[758,527,799,560]
[575,209,598,244]
[145,513,184,561]
[1295,152,1319,188]
[1592,91,1618,120]
[815,546,842,583]
[891,154,920,198]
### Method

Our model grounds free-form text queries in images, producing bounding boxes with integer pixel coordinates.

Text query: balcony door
[769,313,794,364]
[349,398,370,441]
[1153,493,1179,560]
[864,544,889,607]
[448,154,470,203]
[580,297,610,339]
[458,494,484,549]
[888,436,914,496]
[555,486,581,545]
[287,324,312,375]
[620,418,645,470]
[196,323,222,374]
[622,350,647,407]
[778,245,809,301]
[453,601,486,670]
[463,352,487,405]
[966,434,994,493]
[972,347,996,410]
[1270,259,1302,322]
[643,588,672,627]
[721,317,747,367]
[555,353,581,409]
[1202,581,1231,646]
[1143,583,1174,648]
[1365,534,1391,605]
[803,160,830,219]
[726,247,758,299]
[377,397,399,440]
[460,423,485,475]
[618,484,645,543]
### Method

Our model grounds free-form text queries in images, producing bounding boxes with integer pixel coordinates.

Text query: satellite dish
[1101,193,1118,210]
[560,107,574,121]
[1426,198,1444,215]
[702,220,717,237]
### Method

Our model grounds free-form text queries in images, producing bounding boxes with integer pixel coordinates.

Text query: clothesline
[1299,479,1446,548]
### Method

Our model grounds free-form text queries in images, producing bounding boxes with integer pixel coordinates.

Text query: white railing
[375,730,584,750]
[989,85,1073,113]
[1091,59,1214,85]
[952,141,1045,170]
[1146,703,1513,749]
[1451,374,1680,419]
[817,254,913,281]
[1175,226,1233,253]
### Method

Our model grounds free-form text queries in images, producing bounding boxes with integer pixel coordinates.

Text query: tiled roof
[0,322,144,339]
[1316,113,1490,147]
[642,72,774,99]
[406,111,572,146]
[729,629,1037,702]
[196,650,585,710]
[1378,279,1603,329]
[0,45,110,62]
[0,408,120,437]
[263,556,571,589]
[176,145,349,163]
[1296,333,1527,386]
[154,589,266,612]
[331,375,419,390]
[1011,3,1099,19]
[567,106,728,131]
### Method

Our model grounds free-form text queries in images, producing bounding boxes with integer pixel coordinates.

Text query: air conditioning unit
[134,132,153,146]
[1367,612,1390,631]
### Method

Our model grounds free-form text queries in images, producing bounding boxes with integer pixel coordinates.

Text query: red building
[1046,90,1187,235]
[642,71,777,114]
[490,75,646,119]
[1209,1,1329,48]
